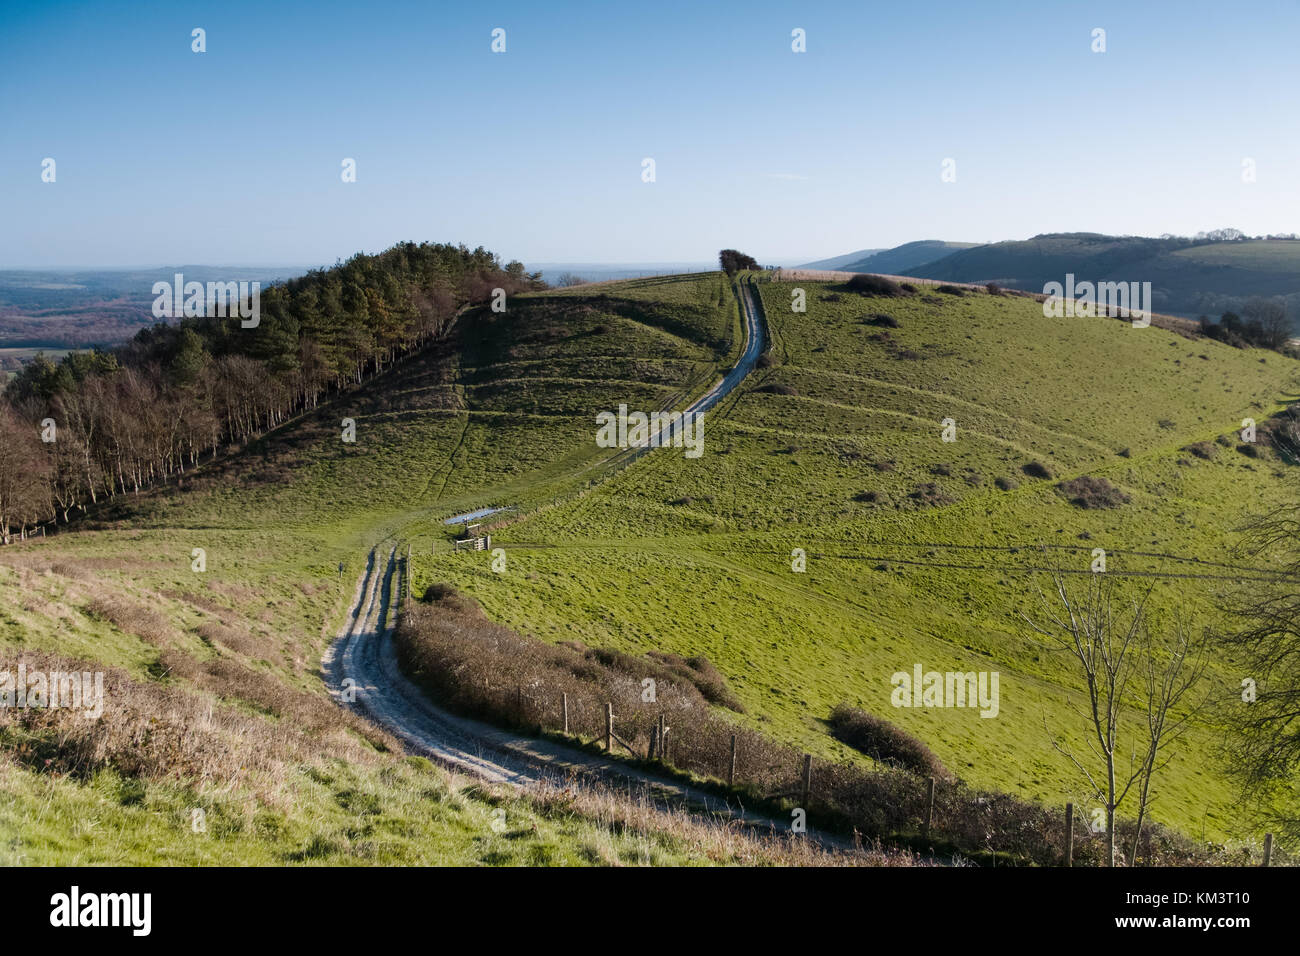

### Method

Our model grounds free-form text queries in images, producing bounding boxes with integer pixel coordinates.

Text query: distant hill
[799,248,885,271]
[908,233,1300,320]
[833,240,980,275]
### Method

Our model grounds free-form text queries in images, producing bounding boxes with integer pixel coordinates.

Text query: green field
[404,277,1299,843]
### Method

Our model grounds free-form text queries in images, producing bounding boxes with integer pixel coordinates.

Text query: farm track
[321,280,872,852]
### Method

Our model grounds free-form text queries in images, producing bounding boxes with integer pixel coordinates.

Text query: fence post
[800,754,812,806]
[648,726,659,760]
[605,703,613,753]
[923,776,936,839]
[728,734,737,787]
[1065,803,1074,867]
[561,693,569,735]
[516,685,523,725]
[658,714,667,763]
[1263,833,1274,867]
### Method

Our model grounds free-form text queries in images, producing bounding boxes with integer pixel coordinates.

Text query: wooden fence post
[605,703,613,753]
[728,734,737,787]
[923,776,936,839]
[1065,803,1074,867]
[800,754,812,806]
[516,685,523,725]
[561,693,569,735]
[1263,833,1273,867]
[648,725,659,760]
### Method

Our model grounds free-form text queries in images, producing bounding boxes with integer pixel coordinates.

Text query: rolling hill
[826,240,980,275]
[908,234,1300,321]
[800,249,886,271]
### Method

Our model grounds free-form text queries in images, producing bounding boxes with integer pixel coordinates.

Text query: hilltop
[827,240,980,276]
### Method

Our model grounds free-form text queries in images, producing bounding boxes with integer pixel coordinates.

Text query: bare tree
[1220,505,1300,843]
[1024,562,1206,865]
[1242,296,1292,350]
[0,406,50,544]
[1129,617,1206,864]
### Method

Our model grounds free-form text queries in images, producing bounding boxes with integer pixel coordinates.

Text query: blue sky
[3,0,1298,268]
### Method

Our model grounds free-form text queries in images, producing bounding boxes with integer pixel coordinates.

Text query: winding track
[321,280,838,841]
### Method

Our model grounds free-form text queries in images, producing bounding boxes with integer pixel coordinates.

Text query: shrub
[828,704,950,779]
[1183,441,1218,460]
[995,476,1019,491]
[845,274,907,297]
[853,490,881,503]
[755,383,798,396]
[909,482,954,507]
[1056,475,1131,509]
[756,352,774,368]
[1021,461,1053,480]
[936,284,966,295]
[863,313,900,328]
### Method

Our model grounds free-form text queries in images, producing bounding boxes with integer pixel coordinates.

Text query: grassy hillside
[407,276,1300,845]
[801,248,886,271]
[836,240,980,275]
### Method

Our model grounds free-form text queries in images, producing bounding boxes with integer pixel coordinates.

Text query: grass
[405,277,1300,846]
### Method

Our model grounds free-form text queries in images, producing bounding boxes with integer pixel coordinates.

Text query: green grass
[0,757,791,866]
[404,278,1300,843]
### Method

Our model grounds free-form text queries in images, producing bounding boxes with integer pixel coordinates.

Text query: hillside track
[322,278,870,853]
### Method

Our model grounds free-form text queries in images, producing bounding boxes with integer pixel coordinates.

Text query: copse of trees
[1199,297,1294,351]
[719,249,760,276]
[0,242,544,543]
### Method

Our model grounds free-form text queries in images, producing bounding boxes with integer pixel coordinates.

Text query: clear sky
[3,0,1298,268]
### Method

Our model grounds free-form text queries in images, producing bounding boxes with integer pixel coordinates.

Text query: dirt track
[321,280,861,850]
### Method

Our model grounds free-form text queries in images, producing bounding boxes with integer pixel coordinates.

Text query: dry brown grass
[197,621,273,658]
[0,650,395,801]
[520,776,920,867]
[85,596,181,649]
